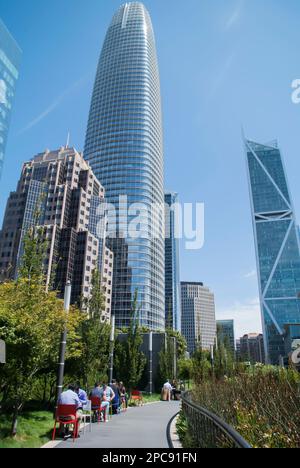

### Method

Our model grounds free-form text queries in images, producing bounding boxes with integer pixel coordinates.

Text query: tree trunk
[11,406,19,437]
[42,375,47,404]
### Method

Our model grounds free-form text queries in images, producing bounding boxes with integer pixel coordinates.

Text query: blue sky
[1,0,300,339]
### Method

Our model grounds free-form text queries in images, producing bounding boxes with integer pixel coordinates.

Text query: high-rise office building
[217,319,235,355]
[181,282,216,354]
[0,19,21,180]
[245,138,300,364]
[236,339,241,361]
[84,2,165,330]
[165,192,181,332]
[239,333,265,364]
[0,146,113,321]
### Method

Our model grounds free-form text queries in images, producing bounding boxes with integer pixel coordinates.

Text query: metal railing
[182,391,252,449]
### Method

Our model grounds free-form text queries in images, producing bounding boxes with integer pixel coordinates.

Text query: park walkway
[55,401,180,449]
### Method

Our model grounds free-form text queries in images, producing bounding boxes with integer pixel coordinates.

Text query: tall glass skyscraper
[84,3,165,330]
[245,138,300,364]
[165,192,181,332]
[0,18,21,180]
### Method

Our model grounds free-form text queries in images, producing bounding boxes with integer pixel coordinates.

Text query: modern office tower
[181,282,216,354]
[245,137,300,364]
[0,19,21,180]
[217,319,235,355]
[165,192,181,332]
[0,146,113,320]
[84,2,165,330]
[239,333,265,364]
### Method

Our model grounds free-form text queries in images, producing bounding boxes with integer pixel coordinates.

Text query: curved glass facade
[84,3,165,330]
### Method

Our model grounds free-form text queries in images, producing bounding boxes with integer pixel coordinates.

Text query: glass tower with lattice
[245,138,300,364]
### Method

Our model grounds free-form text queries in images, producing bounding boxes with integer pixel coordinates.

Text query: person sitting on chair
[58,384,82,438]
[75,383,88,409]
[90,382,102,399]
[100,383,115,421]
[111,379,121,414]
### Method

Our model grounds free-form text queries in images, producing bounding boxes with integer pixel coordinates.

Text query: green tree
[178,358,193,383]
[214,341,235,380]
[157,319,187,389]
[83,268,105,319]
[157,335,174,389]
[0,229,82,436]
[167,330,187,361]
[191,346,212,384]
[68,269,111,387]
[18,226,48,283]
[114,290,147,393]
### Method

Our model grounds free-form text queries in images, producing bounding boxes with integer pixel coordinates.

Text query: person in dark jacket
[111,379,121,414]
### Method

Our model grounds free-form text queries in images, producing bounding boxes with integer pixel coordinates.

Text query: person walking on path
[161,380,173,402]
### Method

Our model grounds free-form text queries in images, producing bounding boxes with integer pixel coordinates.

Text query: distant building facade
[239,333,265,364]
[165,192,181,332]
[217,320,235,355]
[181,282,216,354]
[0,146,113,321]
[245,138,300,364]
[236,339,241,361]
[0,19,21,180]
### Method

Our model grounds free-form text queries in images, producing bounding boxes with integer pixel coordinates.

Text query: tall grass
[192,366,300,448]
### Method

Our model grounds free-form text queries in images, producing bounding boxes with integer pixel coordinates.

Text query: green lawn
[128,392,162,406]
[142,393,161,404]
[0,411,53,448]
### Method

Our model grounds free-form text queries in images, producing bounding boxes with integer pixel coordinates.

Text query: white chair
[81,400,92,434]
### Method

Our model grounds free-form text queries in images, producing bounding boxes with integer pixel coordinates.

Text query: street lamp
[172,337,177,381]
[109,314,115,385]
[149,332,153,395]
[55,281,71,411]
[210,344,215,370]
[0,339,5,364]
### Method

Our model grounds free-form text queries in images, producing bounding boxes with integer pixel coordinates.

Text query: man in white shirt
[162,380,173,401]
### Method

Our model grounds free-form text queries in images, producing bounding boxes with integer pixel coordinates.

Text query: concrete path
[55,401,180,449]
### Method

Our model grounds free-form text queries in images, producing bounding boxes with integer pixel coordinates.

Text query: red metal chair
[52,404,79,443]
[130,390,143,406]
[90,396,106,423]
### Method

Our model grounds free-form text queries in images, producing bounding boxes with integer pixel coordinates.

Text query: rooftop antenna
[241,124,246,143]
[66,131,70,149]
